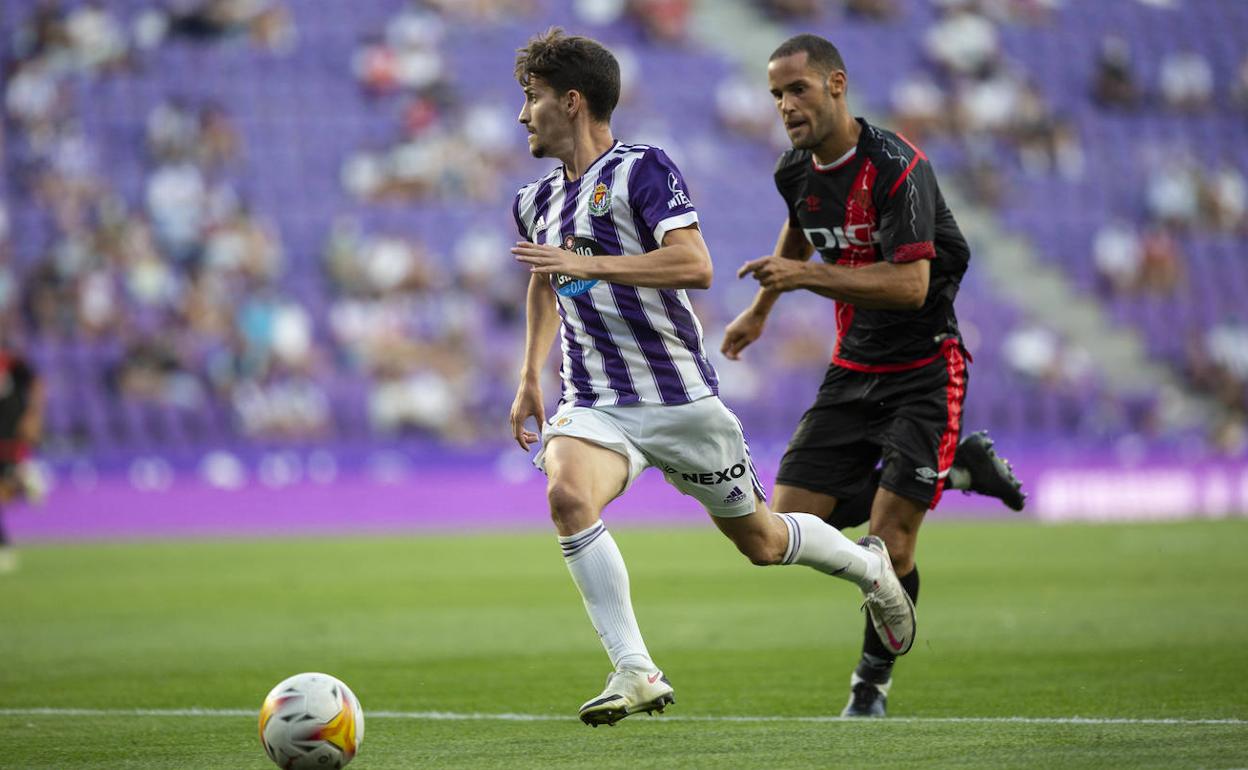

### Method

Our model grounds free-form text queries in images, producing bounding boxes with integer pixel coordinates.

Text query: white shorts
[533,396,767,518]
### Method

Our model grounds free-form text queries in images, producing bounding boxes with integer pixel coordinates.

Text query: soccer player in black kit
[0,349,44,574]
[723,34,1024,717]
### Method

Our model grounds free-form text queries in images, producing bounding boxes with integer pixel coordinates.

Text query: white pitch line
[1,708,1244,726]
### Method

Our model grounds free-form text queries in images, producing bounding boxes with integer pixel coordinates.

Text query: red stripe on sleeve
[888,154,921,198]
[887,134,928,198]
[893,241,935,262]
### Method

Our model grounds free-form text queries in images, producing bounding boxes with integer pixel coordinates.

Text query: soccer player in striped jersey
[508,28,916,727]
[724,34,1023,717]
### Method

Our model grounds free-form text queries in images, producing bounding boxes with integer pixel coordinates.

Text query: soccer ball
[259,672,365,769]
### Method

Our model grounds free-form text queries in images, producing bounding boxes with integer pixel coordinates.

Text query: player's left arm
[511,225,712,290]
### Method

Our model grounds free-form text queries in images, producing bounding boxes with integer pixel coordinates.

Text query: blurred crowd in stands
[345,3,518,203]
[3,0,1247,457]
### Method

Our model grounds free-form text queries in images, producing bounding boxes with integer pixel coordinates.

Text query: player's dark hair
[769,34,847,76]
[514,27,620,123]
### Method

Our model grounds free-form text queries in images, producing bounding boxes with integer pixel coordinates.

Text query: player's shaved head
[769,34,847,77]
[515,27,620,123]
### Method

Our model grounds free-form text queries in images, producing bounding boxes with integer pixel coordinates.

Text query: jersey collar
[811,144,858,173]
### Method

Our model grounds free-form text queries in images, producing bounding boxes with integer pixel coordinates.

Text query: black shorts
[775,341,968,509]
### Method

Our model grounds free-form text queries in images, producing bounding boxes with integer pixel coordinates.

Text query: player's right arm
[721,218,813,360]
[509,272,560,451]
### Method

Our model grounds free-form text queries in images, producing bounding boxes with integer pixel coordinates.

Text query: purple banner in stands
[6,451,1247,542]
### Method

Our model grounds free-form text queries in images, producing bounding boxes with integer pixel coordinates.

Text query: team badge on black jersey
[553,235,605,297]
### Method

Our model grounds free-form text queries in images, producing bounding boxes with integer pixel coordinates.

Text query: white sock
[776,512,882,590]
[559,521,655,673]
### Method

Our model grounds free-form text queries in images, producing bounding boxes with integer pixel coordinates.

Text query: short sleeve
[512,192,528,241]
[627,148,699,246]
[877,156,937,264]
[774,151,803,229]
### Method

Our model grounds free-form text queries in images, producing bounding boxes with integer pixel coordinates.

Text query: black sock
[826,468,882,530]
[0,509,8,546]
[858,564,920,677]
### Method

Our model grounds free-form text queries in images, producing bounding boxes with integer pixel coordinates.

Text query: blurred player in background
[724,34,1022,717]
[0,348,47,574]
[509,28,917,727]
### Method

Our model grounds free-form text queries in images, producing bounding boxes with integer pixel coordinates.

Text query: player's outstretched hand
[512,241,591,278]
[737,255,807,292]
[722,309,766,360]
[509,382,546,452]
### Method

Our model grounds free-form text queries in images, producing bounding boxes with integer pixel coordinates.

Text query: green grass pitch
[2,518,1246,768]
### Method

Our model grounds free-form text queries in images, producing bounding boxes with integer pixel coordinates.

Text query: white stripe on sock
[780,512,877,587]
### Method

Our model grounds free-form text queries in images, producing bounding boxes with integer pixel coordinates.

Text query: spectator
[423,0,534,21]
[982,0,1062,25]
[958,138,1006,206]
[1205,318,1248,385]
[1136,227,1184,295]
[1092,219,1142,297]
[64,2,129,73]
[755,0,822,19]
[628,0,693,43]
[1189,319,1248,426]
[197,104,241,170]
[716,74,783,143]
[0,224,17,336]
[200,204,283,282]
[165,0,295,53]
[146,99,200,163]
[144,160,208,261]
[1092,35,1140,108]
[1002,323,1093,389]
[1231,54,1248,110]
[113,337,206,409]
[5,59,66,135]
[1146,156,1200,229]
[1201,164,1247,233]
[1013,84,1083,179]
[925,4,1001,79]
[841,0,899,21]
[952,67,1024,136]
[1159,50,1214,112]
[890,71,947,143]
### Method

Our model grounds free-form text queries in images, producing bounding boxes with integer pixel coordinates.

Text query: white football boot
[857,536,916,656]
[578,669,675,726]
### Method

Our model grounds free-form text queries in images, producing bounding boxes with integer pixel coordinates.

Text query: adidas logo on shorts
[723,486,746,504]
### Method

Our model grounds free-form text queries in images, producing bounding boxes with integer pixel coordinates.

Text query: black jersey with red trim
[0,353,34,464]
[774,118,969,372]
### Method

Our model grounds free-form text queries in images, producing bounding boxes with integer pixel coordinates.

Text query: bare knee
[546,483,596,534]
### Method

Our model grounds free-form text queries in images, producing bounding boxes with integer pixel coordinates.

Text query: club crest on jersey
[553,234,605,297]
[588,182,612,216]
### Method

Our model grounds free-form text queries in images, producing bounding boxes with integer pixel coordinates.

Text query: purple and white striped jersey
[513,142,719,408]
